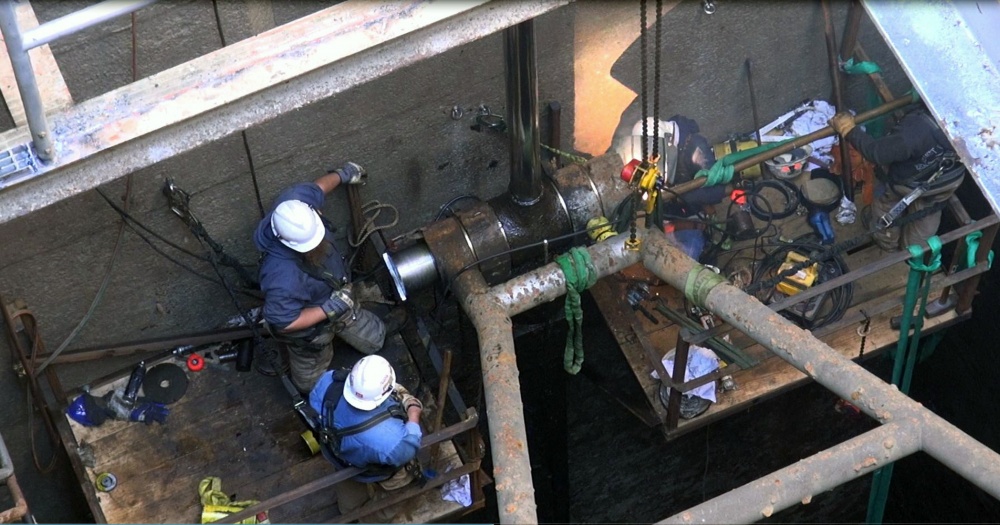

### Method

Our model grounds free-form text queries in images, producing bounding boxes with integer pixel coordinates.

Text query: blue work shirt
[309,371,422,481]
[253,183,349,331]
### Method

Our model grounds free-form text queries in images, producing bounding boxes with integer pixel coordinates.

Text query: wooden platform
[591,193,987,439]
[61,335,484,524]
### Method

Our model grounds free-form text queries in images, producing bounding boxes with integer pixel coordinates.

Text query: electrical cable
[212,0,265,219]
[34,16,148,377]
[745,179,799,221]
[433,195,480,222]
[751,239,853,329]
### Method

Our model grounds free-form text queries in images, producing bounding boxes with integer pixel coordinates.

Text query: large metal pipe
[504,20,542,206]
[20,0,157,50]
[659,423,920,524]
[0,0,54,162]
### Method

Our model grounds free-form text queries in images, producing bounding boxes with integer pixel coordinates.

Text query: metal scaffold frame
[454,228,1000,524]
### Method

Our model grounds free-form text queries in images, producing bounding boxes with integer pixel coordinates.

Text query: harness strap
[334,410,394,438]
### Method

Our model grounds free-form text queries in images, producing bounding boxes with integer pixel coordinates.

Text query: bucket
[713,138,763,178]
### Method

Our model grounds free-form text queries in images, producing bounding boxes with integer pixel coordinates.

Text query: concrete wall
[0,0,910,387]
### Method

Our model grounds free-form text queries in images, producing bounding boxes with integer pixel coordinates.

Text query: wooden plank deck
[63,334,480,524]
[591,200,975,439]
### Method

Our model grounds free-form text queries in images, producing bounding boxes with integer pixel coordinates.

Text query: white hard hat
[629,117,680,147]
[270,200,325,253]
[344,355,397,410]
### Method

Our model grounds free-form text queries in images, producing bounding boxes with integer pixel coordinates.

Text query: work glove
[129,401,169,425]
[332,162,367,185]
[828,112,856,137]
[401,394,423,412]
[321,288,354,322]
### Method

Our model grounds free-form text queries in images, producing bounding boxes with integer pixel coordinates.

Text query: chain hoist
[622,0,664,251]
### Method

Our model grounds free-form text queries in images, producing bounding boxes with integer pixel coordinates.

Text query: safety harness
[316,369,408,479]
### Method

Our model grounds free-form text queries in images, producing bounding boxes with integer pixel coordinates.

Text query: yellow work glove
[828,112,856,137]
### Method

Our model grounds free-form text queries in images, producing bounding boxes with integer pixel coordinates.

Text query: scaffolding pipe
[659,423,920,524]
[455,232,640,524]
[458,226,1000,523]
[20,0,157,50]
[0,0,54,162]
[640,232,1000,503]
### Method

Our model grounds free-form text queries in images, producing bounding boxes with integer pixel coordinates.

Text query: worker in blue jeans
[253,162,391,393]
[310,355,424,517]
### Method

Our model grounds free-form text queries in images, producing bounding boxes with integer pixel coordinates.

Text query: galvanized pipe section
[641,231,1000,502]
[0,0,54,162]
[20,0,157,50]
[659,423,920,524]
[492,231,642,316]
[504,20,543,206]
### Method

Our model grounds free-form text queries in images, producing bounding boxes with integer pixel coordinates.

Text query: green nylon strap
[842,57,882,75]
[870,234,942,524]
[906,235,942,272]
[694,139,793,186]
[555,247,597,375]
[684,266,726,309]
[964,231,995,270]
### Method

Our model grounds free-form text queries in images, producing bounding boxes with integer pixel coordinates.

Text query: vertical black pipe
[504,20,542,206]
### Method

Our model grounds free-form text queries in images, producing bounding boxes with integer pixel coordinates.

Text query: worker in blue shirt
[309,355,424,516]
[253,162,389,393]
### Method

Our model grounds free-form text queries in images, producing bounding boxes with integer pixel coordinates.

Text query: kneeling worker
[310,355,424,517]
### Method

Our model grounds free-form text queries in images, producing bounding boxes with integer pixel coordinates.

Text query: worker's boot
[381,307,409,338]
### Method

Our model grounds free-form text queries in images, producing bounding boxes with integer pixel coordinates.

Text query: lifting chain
[627,0,664,251]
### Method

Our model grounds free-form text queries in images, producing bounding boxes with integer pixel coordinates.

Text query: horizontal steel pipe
[20,0,157,50]
[641,231,1000,502]
[659,423,920,524]
[490,231,642,317]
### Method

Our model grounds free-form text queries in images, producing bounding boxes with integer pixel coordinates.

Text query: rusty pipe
[659,423,920,524]
[454,232,640,524]
[661,93,917,201]
[641,231,1000,501]
[0,473,28,524]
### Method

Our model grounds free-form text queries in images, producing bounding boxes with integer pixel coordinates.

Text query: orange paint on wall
[572,1,679,157]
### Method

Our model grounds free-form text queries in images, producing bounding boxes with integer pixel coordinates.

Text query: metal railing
[0,0,156,163]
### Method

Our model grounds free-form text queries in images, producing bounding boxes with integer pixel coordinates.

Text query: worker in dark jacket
[253,163,388,393]
[829,108,965,251]
[309,355,423,516]
[652,115,726,261]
